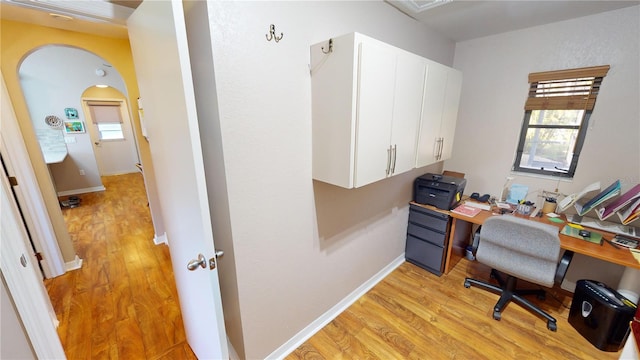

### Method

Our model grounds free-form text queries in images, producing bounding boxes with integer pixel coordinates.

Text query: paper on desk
[630,248,640,265]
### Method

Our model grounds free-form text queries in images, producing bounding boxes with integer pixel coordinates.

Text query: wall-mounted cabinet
[415,60,462,168]
[311,32,461,188]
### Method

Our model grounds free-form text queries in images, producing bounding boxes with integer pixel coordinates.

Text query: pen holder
[542,198,557,214]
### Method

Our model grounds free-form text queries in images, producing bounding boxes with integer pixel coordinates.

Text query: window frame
[513,110,592,178]
[512,65,609,179]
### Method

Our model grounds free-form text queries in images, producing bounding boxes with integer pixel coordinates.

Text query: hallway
[44,173,196,359]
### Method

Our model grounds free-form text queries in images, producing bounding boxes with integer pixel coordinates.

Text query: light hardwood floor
[45,173,197,359]
[45,174,623,359]
[286,260,621,360]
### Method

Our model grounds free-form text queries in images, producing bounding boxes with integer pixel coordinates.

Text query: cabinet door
[391,52,425,175]
[310,33,359,188]
[416,60,448,168]
[439,69,462,161]
[354,40,396,187]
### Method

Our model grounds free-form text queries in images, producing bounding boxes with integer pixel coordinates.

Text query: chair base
[464,269,558,331]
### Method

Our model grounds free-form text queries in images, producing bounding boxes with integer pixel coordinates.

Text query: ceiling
[1,0,638,41]
[386,0,640,41]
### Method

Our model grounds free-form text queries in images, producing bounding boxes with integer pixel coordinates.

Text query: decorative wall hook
[321,39,333,54]
[265,24,283,43]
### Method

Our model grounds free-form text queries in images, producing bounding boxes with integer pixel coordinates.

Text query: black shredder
[568,280,636,352]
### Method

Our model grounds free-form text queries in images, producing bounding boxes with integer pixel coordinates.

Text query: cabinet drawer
[408,207,448,233]
[405,234,445,276]
[407,223,446,246]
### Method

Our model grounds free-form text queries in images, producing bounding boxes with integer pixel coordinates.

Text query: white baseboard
[57,186,106,197]
[153,232,168,245]
[266,254,406,360]
[64,255,83,271]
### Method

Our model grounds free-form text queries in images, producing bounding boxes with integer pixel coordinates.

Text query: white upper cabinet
[392,52,427,176]
[415,60,463,168]
[354,39,397,188]
[311,32,462,188]
[311,32,426,189]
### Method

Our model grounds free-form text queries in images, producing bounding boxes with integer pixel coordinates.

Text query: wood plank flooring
[45,174,625,359]
[286,260,622,360]
[44,173,197,360]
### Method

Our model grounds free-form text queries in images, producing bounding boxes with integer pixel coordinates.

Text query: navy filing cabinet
[405,203,451,276]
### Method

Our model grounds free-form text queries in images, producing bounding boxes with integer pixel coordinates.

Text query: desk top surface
[411,201,640,270]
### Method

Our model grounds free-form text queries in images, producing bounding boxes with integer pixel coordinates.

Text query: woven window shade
[524,65,609,111]
[87,101,123,124]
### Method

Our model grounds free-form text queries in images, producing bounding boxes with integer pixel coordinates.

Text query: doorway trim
[81,95,141,177]
[1,72,65,278]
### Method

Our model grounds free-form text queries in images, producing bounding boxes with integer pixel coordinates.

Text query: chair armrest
[554,250,574,285]
[471,226,482,255]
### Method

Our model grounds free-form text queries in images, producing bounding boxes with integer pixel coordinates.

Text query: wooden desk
[442,203,640,274]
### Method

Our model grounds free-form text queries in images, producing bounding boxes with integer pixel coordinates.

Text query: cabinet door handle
[391,144,397,174]
[439,137,445,160]
[386,145,392,176]
[435,137,442,160]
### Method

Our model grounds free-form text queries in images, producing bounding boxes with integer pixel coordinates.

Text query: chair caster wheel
[547,321,557,331]
[493,311,501,321]
[537,293,546,300]
[464,280,471,288]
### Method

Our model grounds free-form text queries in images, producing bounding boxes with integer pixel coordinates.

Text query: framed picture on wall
[64,120,85,133]
[64,107,79,119]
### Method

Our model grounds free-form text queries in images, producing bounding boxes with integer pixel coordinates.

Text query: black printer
[414,173,466,210]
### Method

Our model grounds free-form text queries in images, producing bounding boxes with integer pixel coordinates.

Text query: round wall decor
[45,115,62,128]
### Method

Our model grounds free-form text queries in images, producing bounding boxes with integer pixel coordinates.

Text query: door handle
[187,250,224,271]
[391,145,397,174]
[385,145,392,176]
[187,254,207,271]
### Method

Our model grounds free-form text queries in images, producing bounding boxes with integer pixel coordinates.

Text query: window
[97,123,124,140]
[513,65,609,178]
[87,101,125,141]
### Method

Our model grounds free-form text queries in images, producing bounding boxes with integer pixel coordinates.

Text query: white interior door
[84,100,140,176]
[127,1,228,359]
[1,148,66,359]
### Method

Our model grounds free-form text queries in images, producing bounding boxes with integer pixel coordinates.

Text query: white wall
[447,6,640,288]
[195,1,455,358]
[19,46,128,193]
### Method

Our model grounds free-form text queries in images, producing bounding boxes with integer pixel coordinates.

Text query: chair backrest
[476,215,561,287]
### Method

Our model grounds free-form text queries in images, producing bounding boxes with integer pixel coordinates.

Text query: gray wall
[192,1,455,358]
[1,273,36,359]
[447,6,640,289]
[19,46,128,194]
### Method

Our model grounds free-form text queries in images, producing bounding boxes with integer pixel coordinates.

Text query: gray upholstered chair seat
[464,215,572,332]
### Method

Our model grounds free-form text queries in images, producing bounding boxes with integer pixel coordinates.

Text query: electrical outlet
[79,169,85,176]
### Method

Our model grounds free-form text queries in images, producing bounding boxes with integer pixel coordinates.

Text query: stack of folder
[594,182,640,225]
[561,180,640,226]
[574,180,621,216]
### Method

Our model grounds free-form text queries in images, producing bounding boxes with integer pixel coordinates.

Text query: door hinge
[9,176,18,186]
[35,252,43,261]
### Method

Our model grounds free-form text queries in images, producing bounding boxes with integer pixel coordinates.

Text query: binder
[617,197,640,225]
[574,180,621,216]
[596,183,640,220]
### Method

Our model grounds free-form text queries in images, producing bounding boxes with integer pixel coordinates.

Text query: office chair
[464,215,573,331]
